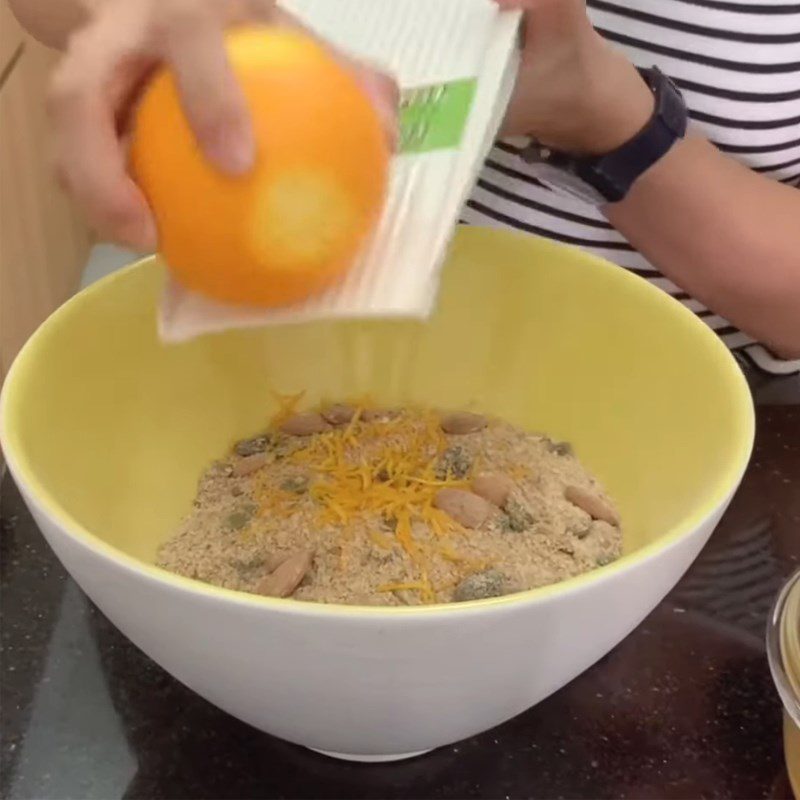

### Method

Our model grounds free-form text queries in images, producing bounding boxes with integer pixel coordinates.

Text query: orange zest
[255,404,480,603]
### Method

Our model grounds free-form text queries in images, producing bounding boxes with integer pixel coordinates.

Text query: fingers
[347,62,400,150]
[158,2,255,174]
[247,0,280,23]
[50,94,157,250]
[494,0,587,15]
[48,0,262,250]
[48,0,393,254]
[49,32,157,250]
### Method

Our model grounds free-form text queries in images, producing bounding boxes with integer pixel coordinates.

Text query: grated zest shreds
[257,405,474,602]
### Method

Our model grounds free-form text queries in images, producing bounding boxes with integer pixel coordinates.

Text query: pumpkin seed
[234,435,268,457]
[548,440,573,457]
[502,499,534,532]
[453,570,507,602]
[226,503,257,531]
[435,446,472,480]
[281,476,309,494]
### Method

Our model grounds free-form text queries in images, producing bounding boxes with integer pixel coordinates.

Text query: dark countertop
[1,404,798,800]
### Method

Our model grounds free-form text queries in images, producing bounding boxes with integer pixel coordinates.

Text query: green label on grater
[398,78,478,154]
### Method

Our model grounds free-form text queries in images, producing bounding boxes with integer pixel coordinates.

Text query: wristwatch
[519,67,688,205]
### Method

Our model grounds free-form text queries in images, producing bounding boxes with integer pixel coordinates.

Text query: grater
[158,0,522,343]
[398,79,478,155]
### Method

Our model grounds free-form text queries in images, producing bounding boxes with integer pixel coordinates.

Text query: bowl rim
[0,229,756,618]
[767,568,800,726]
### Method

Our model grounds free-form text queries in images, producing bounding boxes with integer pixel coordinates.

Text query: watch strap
[522,67,688,203]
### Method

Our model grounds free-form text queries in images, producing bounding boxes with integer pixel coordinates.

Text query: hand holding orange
[131,27,391,307]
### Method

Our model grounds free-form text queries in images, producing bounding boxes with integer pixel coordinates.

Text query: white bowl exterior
[16,477,735,757]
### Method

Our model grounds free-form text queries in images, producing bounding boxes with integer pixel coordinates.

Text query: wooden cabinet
[0,11,90,380]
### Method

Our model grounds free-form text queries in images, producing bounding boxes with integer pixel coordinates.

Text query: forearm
[8,0,90,48]
[606,135,800,358]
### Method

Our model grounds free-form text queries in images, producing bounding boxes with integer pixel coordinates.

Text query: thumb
[494,0,591,50]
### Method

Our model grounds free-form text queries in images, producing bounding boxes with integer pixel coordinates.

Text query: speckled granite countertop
[1,404,798,800]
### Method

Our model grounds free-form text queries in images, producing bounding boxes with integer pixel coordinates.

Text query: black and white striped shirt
[464,0,800,378]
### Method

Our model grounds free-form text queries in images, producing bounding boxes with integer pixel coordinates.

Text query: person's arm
[498,0,800,358]
[606,137,800,358]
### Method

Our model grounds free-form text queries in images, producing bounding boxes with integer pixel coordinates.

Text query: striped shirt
[464,0,800,379]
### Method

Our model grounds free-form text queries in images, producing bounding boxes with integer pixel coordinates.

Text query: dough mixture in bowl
[157,400,623,606]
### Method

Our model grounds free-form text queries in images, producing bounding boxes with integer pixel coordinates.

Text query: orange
[131,27,390,307]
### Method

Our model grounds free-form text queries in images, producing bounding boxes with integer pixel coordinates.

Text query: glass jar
[768,569,800,797]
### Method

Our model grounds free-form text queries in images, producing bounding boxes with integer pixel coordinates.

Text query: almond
[441,412,488,435]
[281,413,331,437]
[321,404,355,426]
[434,488,492,529]
[471,473,515,507]
[564,485,620,527]
[266,553,289,572]
[255,550,313,598]
[233,453,268,477]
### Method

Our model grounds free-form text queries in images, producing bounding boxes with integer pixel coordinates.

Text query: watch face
[527,162,607,206]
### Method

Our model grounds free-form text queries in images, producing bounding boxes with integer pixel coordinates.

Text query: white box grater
[159,0,522,342]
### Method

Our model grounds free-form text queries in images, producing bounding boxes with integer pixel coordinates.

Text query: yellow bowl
[0,227,754,760]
